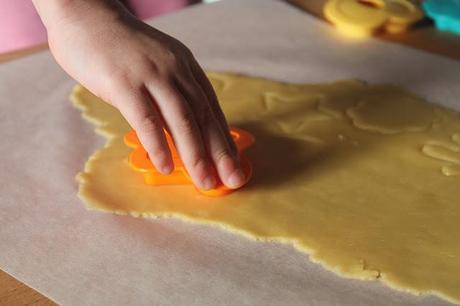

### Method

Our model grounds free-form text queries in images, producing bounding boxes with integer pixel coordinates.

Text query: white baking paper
[0,0,459,305]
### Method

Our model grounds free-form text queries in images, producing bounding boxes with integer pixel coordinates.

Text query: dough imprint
[72,73,460,303]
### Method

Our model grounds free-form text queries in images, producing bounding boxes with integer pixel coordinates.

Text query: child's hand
[33,0,246,190]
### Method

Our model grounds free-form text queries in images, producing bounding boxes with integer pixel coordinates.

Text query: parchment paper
[1,1,459,305]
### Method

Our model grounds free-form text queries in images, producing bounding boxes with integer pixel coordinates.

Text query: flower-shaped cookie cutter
[124,127,254,196]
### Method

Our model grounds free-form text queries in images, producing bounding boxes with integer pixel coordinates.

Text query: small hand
[35,0,246,190]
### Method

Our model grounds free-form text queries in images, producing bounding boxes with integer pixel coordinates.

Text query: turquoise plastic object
[423,0,460,36]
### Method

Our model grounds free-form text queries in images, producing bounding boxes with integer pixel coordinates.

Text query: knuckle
[164,50,181,69]
[163,50,190,74]
[103,76,142,107]
[188,156,208,173]
[213,148,229,163]
[104,75,127,99]
[137,56,160,78]
[147,64,161,80]
[105,67,133,89]
[137,113,161,134]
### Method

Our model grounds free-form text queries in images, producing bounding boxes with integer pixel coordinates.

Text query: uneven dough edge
[71,74,460,305]
[75,183,458,304]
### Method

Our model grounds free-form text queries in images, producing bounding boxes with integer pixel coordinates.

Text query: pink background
[0,0,198,54]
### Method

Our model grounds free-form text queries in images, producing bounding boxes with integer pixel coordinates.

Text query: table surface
[1,1,459,305]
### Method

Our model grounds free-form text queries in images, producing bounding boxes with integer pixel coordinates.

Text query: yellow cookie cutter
[324,0,424,37]
[124,127,254,197]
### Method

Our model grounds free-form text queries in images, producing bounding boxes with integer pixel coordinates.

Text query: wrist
[33,0,129,34]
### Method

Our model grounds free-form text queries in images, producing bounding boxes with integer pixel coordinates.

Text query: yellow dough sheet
[72,72,460,304]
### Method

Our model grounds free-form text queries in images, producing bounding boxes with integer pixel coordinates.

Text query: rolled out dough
[72,73,460,303]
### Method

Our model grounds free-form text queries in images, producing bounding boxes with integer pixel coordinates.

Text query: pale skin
[32,0,246,191]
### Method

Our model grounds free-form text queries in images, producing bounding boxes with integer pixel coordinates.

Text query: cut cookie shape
[422,136,460,176]
[346,91,436,134]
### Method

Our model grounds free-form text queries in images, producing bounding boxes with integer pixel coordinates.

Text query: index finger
[146,79,216,191]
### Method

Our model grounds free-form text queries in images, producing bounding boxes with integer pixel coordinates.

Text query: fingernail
[202,175,216,191]
[227,169,246,189]
[161,163,173,175]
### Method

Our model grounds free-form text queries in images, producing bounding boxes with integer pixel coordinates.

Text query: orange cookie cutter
[124,127,255,197]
